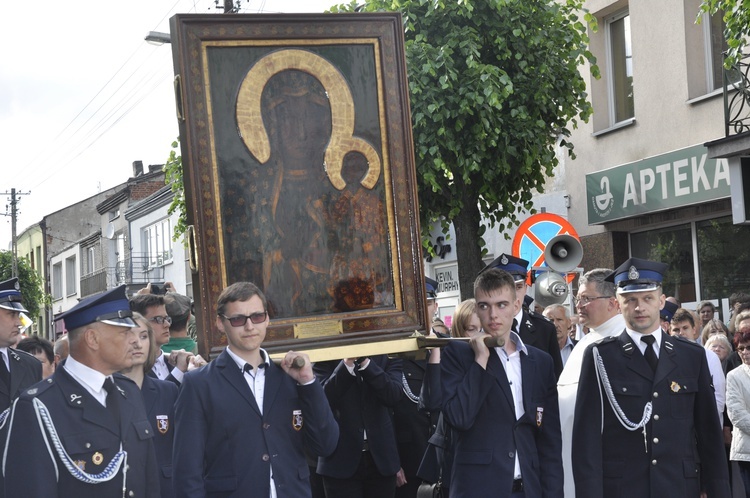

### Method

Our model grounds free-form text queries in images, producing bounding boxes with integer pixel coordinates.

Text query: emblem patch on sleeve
[156,415,169,434]
[292,409,303,431]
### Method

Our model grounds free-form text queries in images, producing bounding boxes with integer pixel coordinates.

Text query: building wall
[424,0,743,324]
[128,202,188,295]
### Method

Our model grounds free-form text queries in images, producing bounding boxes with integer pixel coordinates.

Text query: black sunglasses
[220,312,268,327]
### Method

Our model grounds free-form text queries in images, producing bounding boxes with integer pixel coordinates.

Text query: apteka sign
[586,144,730,224]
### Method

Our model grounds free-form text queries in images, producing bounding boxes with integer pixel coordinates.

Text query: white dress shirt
[496,332,527,480]
[225,347,276,498]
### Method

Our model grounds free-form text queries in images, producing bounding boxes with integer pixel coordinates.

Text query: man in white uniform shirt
[557,268,624,498]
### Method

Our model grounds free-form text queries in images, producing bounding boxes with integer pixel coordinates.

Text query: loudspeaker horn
[534,271,569,308]
[544,234,583,273]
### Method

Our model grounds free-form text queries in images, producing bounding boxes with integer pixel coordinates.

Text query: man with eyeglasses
[130,293,192,386]
[173,281,338,497]
[557,267,624,498]
[572,258,730,498]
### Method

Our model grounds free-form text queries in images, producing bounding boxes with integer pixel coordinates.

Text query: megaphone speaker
[544,234,583,273]
[534,272,569,308]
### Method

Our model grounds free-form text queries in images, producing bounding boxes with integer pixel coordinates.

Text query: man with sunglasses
[173,281,338,498]
[130,292,194,386]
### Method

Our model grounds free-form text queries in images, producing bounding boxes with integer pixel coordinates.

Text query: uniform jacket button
[262,454,270,462]
[508,451,514,458]
[653,392,659,398]
[651,459,657,465]
[653,414,660,421]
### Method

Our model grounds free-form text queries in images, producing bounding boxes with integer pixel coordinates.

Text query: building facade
[424,0,749,324]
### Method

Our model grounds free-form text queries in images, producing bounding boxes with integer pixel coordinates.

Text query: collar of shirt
[626,327,663,356]
[497,331,528,358]
[225,346,270,372]
[513,309,524,331]
[563,337,575,350]
[64,354,110,405]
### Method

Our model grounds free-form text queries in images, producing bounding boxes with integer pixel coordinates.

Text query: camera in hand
[151,283,167,295]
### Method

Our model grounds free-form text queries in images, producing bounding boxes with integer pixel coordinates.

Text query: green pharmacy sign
[586,144,731,224]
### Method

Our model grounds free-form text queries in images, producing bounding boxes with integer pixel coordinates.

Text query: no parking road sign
[512,213,579,281]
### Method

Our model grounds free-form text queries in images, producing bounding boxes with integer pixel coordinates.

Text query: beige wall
[551,0,727,239]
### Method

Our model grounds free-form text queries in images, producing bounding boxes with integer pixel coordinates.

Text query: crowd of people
[0,252,747,497]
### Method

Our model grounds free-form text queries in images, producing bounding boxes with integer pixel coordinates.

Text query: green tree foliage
[0,251,50,320]
[163,138,189,242]
[699,0,750,68]
[332,0,597,299]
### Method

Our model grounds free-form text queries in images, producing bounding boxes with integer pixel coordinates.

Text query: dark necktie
[512,319,519,334]
[103,377,121,432]
[641,335,658,372]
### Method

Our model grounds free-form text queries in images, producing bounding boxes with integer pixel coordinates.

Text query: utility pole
[1,189,31,278]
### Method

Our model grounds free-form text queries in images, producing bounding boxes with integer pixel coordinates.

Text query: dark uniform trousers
[517,311,563,378]
[393,358,434,498]
[315,355,403,498]
[141,374,178,498]
[3,368,160,498]
[572,332,731,498]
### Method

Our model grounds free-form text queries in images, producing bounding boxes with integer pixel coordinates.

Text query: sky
[0,0,336,251]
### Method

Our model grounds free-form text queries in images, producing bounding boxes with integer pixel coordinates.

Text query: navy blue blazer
[573,332,730,498]
[142,375,178,498]
[3,368,160,498]
[441,340,563,498]
[173,349,338,498]
[315,355,403,479]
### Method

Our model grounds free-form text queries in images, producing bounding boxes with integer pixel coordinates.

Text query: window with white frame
[52,263,62,299]
[85,246,95,275]
[143,218,173,268]
[65,256,76,296]
[606,10,634,125]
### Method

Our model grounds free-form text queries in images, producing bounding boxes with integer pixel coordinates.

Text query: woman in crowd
[450,298,481,338]
[706,334,734,371]
[120,312,179,498]
[698,301,717,335]
[726,330,750,497]
[702,318,730,346]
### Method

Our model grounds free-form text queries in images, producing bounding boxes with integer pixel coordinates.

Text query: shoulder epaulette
[20,377,54,398]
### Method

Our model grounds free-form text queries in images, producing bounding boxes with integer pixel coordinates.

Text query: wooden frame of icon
[170,12,428,357]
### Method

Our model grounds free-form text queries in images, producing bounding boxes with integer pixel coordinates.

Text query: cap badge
[670,381,681,393]
[628,266,640,280]
[500,255,509,265]
[92,452,104,465]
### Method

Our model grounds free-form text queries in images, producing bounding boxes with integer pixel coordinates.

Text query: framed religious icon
[170,13,428,357]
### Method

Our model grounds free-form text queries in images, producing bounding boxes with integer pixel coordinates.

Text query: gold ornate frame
[170,13,427,357]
